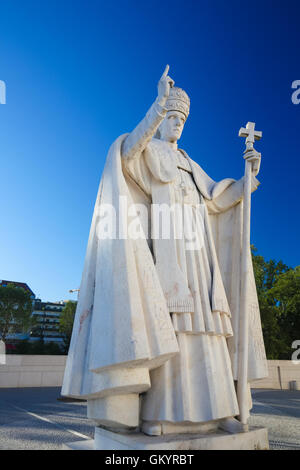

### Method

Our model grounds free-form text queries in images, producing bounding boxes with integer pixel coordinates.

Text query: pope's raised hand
[157,65,175,106]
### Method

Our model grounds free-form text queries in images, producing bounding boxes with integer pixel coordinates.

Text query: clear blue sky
[0,0,299,301]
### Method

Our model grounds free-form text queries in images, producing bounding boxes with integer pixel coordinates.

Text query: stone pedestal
[63,426,269,450]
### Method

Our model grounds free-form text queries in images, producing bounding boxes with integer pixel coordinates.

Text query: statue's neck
[160,138,178,151]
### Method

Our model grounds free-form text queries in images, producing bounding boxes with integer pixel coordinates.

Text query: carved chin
[174,132,182,139]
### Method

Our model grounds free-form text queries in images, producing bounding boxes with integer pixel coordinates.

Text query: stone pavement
[250,389,300,449]
[0,387,93,450]
[0,387,299,450]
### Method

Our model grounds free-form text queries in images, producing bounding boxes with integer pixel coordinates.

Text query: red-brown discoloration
[165,283,179,299]
[79,309,90,333]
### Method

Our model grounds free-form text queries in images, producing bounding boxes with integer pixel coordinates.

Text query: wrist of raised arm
[153,97,168,117]
[122,100,167,160]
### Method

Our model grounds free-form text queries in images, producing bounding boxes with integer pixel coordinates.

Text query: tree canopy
[59,301,77,352]
[252,246,300,359]
[0,284,35,343]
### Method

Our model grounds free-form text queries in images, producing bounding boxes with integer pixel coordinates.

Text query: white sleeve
[121,100,167,160]
[207,175,260,213]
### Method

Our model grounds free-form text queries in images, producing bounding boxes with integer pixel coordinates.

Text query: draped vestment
[62,101,267,427]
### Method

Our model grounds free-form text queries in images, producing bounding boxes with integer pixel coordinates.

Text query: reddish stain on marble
[79,309,90,333]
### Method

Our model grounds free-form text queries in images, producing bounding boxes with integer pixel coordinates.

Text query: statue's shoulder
[149,137,161,145]
[148,137,166,151]
[147,137,176,158]
[144,138,177,182]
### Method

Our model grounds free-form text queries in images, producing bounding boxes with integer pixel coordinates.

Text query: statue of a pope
[62,66,267,436]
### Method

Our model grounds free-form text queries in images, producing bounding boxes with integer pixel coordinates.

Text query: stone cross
[239,122,262,151]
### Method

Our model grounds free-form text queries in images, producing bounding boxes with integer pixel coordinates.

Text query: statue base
[63,425,269,450]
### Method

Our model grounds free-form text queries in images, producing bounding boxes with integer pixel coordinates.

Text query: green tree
[269,266,300,358]
[0,284,35,343]
[251,246,299,359]
[59,301,77,352]
[251,245,289,295]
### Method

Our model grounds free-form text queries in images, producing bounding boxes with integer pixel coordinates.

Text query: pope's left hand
[244,148,261,176]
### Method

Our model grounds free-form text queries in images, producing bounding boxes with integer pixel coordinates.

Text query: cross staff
[239,122,262,151]
[237,121,262,429]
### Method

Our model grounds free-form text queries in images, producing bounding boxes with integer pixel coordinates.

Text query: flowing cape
[62,136,179,398]
[62,136,267,399]
[209,203,268,381]
[185,152,267,381]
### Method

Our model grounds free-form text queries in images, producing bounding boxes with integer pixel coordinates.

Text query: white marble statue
[62,66,268,440]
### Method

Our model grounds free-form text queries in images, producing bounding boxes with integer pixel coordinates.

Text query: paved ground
[250,389,300,450]
[0,387,299,450]
[0,387,93,450]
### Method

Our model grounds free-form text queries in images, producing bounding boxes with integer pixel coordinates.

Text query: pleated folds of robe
[62,135,268,414]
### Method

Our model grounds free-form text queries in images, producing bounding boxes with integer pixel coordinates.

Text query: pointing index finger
[162,64,169,79]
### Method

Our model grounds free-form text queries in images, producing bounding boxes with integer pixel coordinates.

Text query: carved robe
[62,100,267,429]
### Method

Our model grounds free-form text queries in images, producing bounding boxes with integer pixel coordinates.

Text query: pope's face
[159,110,186,143]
